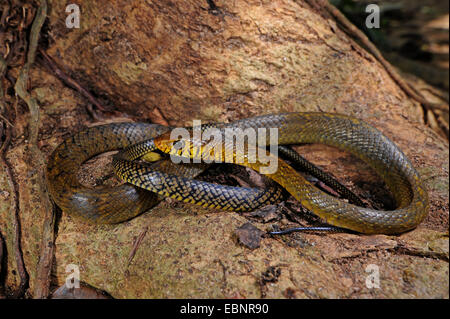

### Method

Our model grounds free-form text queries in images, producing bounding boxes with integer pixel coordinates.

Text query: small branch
[0,113,13,127]
[38,48,136,121]
[1,49,28,299]
[14,0,47,145]
[0,56,7,118]
[126,226,148,269]
[389,244,449,262]
[14,0,55,299]
[0,127,28,299]
[38,47,108,117]
[0,49,7,302]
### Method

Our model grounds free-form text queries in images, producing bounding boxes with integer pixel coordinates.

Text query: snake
[47,122,284,224]
[46,112,429,234]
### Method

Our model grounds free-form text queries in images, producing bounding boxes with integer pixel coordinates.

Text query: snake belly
[133,112,428,235]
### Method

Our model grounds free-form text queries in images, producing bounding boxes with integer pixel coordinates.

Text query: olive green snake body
[46,112,429,234]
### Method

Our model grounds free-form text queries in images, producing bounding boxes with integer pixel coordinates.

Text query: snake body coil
[46,122,282,223]
[47,112,429,234]
[46,123,169,223]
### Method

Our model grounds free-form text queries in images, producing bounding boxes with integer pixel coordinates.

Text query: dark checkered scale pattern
[47,113,429,234]
[46,122,170,223]
[217,113,429,234]
[112,139,283,211]
[46,122,282,223]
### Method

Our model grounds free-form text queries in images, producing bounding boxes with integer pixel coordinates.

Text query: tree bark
[0,0,448,298]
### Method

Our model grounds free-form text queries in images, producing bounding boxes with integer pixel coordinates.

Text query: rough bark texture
[0,0,448,298]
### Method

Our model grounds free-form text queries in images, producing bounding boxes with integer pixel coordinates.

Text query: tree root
[305,0,448,115]
[1,54,29,298]
[13,0,55,299]
[38,47,106,121]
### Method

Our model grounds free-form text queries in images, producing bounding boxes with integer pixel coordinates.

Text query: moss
[418,167,449,196]
[112,61,148,86]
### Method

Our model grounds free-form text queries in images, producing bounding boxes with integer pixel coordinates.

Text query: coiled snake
[46,112,429,234]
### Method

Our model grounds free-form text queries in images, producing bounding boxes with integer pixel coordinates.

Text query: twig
[0,127,28,299]
[0,51,7,301]
[14,0,46,144]
[0,113,13,127]
[126,226,148,269]
[38,47,107,120]
[0,58,12,129]
[14,0,55,299]
[0,56,7,115]
[1,49,29,299]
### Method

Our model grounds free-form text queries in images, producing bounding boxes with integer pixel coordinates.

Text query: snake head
[154,131,193,158]
[154,129,223,162]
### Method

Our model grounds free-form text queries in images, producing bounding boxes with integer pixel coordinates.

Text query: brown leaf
[235,222,264,249]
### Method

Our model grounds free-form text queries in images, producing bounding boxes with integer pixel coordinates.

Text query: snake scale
[46,112,429,234]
